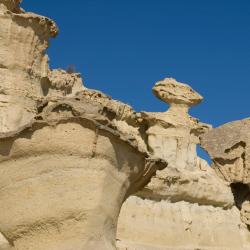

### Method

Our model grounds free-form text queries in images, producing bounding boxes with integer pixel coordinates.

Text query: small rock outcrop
[201,118,250,227]
[201,118,250,184]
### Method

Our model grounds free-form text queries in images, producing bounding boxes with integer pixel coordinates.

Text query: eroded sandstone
[201,118,250,227]
[117,79,244,250]
[1,1,250,250]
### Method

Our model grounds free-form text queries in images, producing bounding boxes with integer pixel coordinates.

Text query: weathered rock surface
[0,1,167,249]
[0,233,10,250]
[0,0,59,133]
[201,118,250,184]
[201,118,250,228]
[136,78,229,206]
[117,79,248,250]
[117,197,250,250]
[0,96,166,250]
[1,1,250,250]
[141,78,211,169]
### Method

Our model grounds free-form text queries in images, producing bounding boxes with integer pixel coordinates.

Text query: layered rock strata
[0,1,167,249]
[1,1,250,250]
[118,197,250,250]
[0,93,167,250]
[117,79,249,250]
[0,0,58,133]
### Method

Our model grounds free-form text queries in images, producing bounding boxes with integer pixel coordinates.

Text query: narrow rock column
[142,78,211,169]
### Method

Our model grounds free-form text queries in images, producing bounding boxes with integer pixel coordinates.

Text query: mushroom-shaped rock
[134,79,231,207]
[142,78,211,169]
[133,78,229,213]
[0,97,166,250]
[116,79,235,250]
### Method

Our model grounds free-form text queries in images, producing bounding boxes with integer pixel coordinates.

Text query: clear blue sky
[22,0,250,128]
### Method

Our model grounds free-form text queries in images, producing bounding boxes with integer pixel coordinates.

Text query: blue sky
[22,0,250,128]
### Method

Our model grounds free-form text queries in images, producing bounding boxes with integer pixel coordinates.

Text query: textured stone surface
[152,78,203,106]
[0,1,167,249]
[0,97,166,250]
[141,78,211,170]
[116,79,250,250]
[201,118,250,228]
[0,233,10,250]
[136,78,224,206]
[0,0,58,133]
[117,197,250,250]
[201,118,250,184]
[1,1,250,250]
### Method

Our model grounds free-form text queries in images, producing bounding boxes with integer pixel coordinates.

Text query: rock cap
[152,78,203,107]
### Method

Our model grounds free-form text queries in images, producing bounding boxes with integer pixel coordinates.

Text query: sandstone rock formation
[117,79,250,250]
[201,118,250,228]
[0,1,167,249]
[135,78,232,206]
[201,118,250,184]
[1,1,250,250]
[0,0,58,133]
[118,198,250,250]
[0,96,167,250]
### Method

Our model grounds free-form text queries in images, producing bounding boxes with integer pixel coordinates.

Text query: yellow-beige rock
[135,78,232,206]
[0,0,58,133]
[118,198,250,250]
[0,93,167,250]
[1,1,250,250]
[117,79,250,250]
[0,1,168,249]
[201,118,250,228]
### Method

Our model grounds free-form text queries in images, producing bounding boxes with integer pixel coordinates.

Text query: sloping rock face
[117,79,250,250]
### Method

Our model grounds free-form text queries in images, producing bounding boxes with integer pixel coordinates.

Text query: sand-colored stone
[0,97,166,250]
[201,118,250,184]
[201,118,250,227]
[142,78,211,169]
[117,197,250,250]
[1,1,250,250]
[136,78,228,205]
[117,79,250,250]
[0,233,10,250]
[0,0,58,133]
